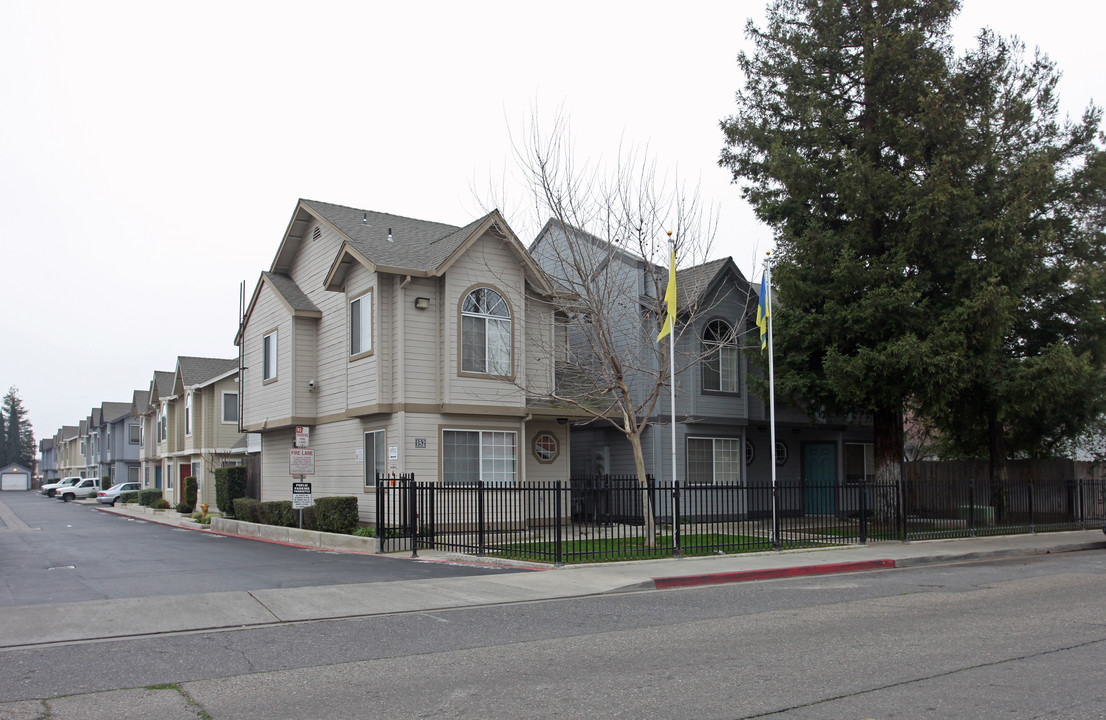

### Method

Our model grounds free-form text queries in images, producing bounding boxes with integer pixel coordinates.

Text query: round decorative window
[533,432,559,463]
[745,440,755,465]
[775,441,788,465]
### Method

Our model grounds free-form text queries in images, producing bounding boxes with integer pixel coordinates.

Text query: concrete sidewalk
[3,500,1102,650]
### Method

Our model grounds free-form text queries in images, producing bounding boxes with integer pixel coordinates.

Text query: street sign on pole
[295,426,310,448]
[292,481,312,510]
[289,448,315,475]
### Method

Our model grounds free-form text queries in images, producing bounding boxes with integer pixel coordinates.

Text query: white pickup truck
[57,477,102,502]
[40,476,81,497]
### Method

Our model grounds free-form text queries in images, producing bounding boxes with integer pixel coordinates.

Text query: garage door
[1,472,30,491]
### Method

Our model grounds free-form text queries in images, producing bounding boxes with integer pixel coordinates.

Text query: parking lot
[0,489,524,608]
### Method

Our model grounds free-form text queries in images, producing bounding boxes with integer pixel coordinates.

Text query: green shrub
[138,489,163,507]
[352,526,375,538]
[119,491,139,504]
[301,506,318,531]
[175,502,193,514]
[233,497,260,523]
[100,475,111,490]
[314,496,359,534]
[183,476,198,510]
[152,498,171,509]
[263,500,296,527]
[215,466,248,516]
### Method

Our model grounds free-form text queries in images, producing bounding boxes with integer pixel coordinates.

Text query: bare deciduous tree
[486,113,748,545]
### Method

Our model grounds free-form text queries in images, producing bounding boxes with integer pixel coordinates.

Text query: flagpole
[667,234,678,553]
[765,253,778,548]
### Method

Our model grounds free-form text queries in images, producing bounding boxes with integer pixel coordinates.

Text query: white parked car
[96,482,142,506]
[57,477,102,502]
[41,476,81,498]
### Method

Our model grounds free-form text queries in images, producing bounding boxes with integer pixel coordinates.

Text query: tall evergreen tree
[926,32,1106,515]
[720,0,966,507]
[2,387,36,470]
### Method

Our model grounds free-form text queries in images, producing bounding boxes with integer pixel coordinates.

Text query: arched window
[461,288,512,376]
[702,319,739,393]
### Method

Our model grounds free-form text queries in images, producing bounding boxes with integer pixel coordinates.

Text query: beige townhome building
[236,199,577,523]
[136,370,175,493]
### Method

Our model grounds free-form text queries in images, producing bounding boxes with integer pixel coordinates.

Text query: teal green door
[803,443,836,515]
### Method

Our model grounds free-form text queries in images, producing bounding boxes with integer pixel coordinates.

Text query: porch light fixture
[414,297,430,310]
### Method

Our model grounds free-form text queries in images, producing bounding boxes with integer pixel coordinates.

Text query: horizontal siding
[241,282,294,426]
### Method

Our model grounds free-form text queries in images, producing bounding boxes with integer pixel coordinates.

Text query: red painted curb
[653,559,896,589]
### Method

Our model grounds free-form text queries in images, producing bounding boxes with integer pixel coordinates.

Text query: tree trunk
[627,432,657,547]
[987,408,1009,523]
[872,406,904,523]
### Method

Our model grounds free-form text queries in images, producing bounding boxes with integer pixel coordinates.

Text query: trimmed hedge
[314,496,359,534]
[215,466,248,516]
[118,491,139,504]
[138,488,163,507]
[233,497,260,523]
[263,500,296,527]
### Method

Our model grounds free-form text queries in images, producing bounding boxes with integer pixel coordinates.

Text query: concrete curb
[653,559,897,589]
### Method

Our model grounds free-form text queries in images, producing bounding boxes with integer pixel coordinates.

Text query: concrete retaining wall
[211,517,381,553]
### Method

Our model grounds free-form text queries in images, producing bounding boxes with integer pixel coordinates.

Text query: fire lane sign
[289,448,315,475]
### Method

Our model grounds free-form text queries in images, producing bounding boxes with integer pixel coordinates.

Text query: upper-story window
[461,287,511,376]
[350,290,373,357]
[185,392,193,436]
[222,392,239,424]
[128,423,140,444]
[263,331,278,381]
[702,319,739,394]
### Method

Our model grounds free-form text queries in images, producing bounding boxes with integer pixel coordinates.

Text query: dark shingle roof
[100,402,133,424]
[177,357,238,387]
[154,371,175,398]
[302,199,488,272]
[262,272,320,313]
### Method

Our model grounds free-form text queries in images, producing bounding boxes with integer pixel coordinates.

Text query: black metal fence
[374,474,1106,564]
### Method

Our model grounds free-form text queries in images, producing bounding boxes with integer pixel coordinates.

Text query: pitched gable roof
[100,402,133,424]
[131,390,150,416]
[176,356,238,390]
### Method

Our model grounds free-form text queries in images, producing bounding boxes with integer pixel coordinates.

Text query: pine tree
[2,387,36,470]
[720,0,966,510]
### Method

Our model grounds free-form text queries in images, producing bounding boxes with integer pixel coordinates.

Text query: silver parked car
[96,482,142,506]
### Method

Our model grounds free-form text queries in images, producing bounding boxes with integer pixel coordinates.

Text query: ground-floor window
[128,466,139,484]
[443,429,517,485]
[845,443,875,484]
[364,429,387,487]
[687,437,741,485]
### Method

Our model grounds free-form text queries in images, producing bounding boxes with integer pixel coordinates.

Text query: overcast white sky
[2,1,1101,450]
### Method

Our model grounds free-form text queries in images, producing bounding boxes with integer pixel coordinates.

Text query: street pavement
[1,496,1103,719]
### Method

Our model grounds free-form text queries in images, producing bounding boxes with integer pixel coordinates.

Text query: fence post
[1078,478,1086,530]
[477,480,486,557]
[672,480,681,558]
[968,476,976,537]
[408,479,418,559]
[375,473,384,553]
[1029,478,1035,533]
[554,481,563,566]
[859,478,868,544]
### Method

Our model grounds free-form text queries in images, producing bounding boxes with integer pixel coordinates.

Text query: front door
[803,443,836,515]
[180,463,191,504]
[155,465,162,489]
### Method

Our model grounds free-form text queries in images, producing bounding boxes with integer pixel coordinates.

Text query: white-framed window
[222,392,239,424]
[363,429,387,487]
[185,392,193,436]
[263,331,277,381]
[702,319,739,393]
[461,288,511,376]
[845,443,875,485]
[443,429,517,485]
[128,466,139,484]
[128,423,141,444]
[687,437,741,485]
[159,403,167,442]
[350,291,373,357]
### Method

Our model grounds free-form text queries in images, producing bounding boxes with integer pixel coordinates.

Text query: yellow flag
[656,247,676,341]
